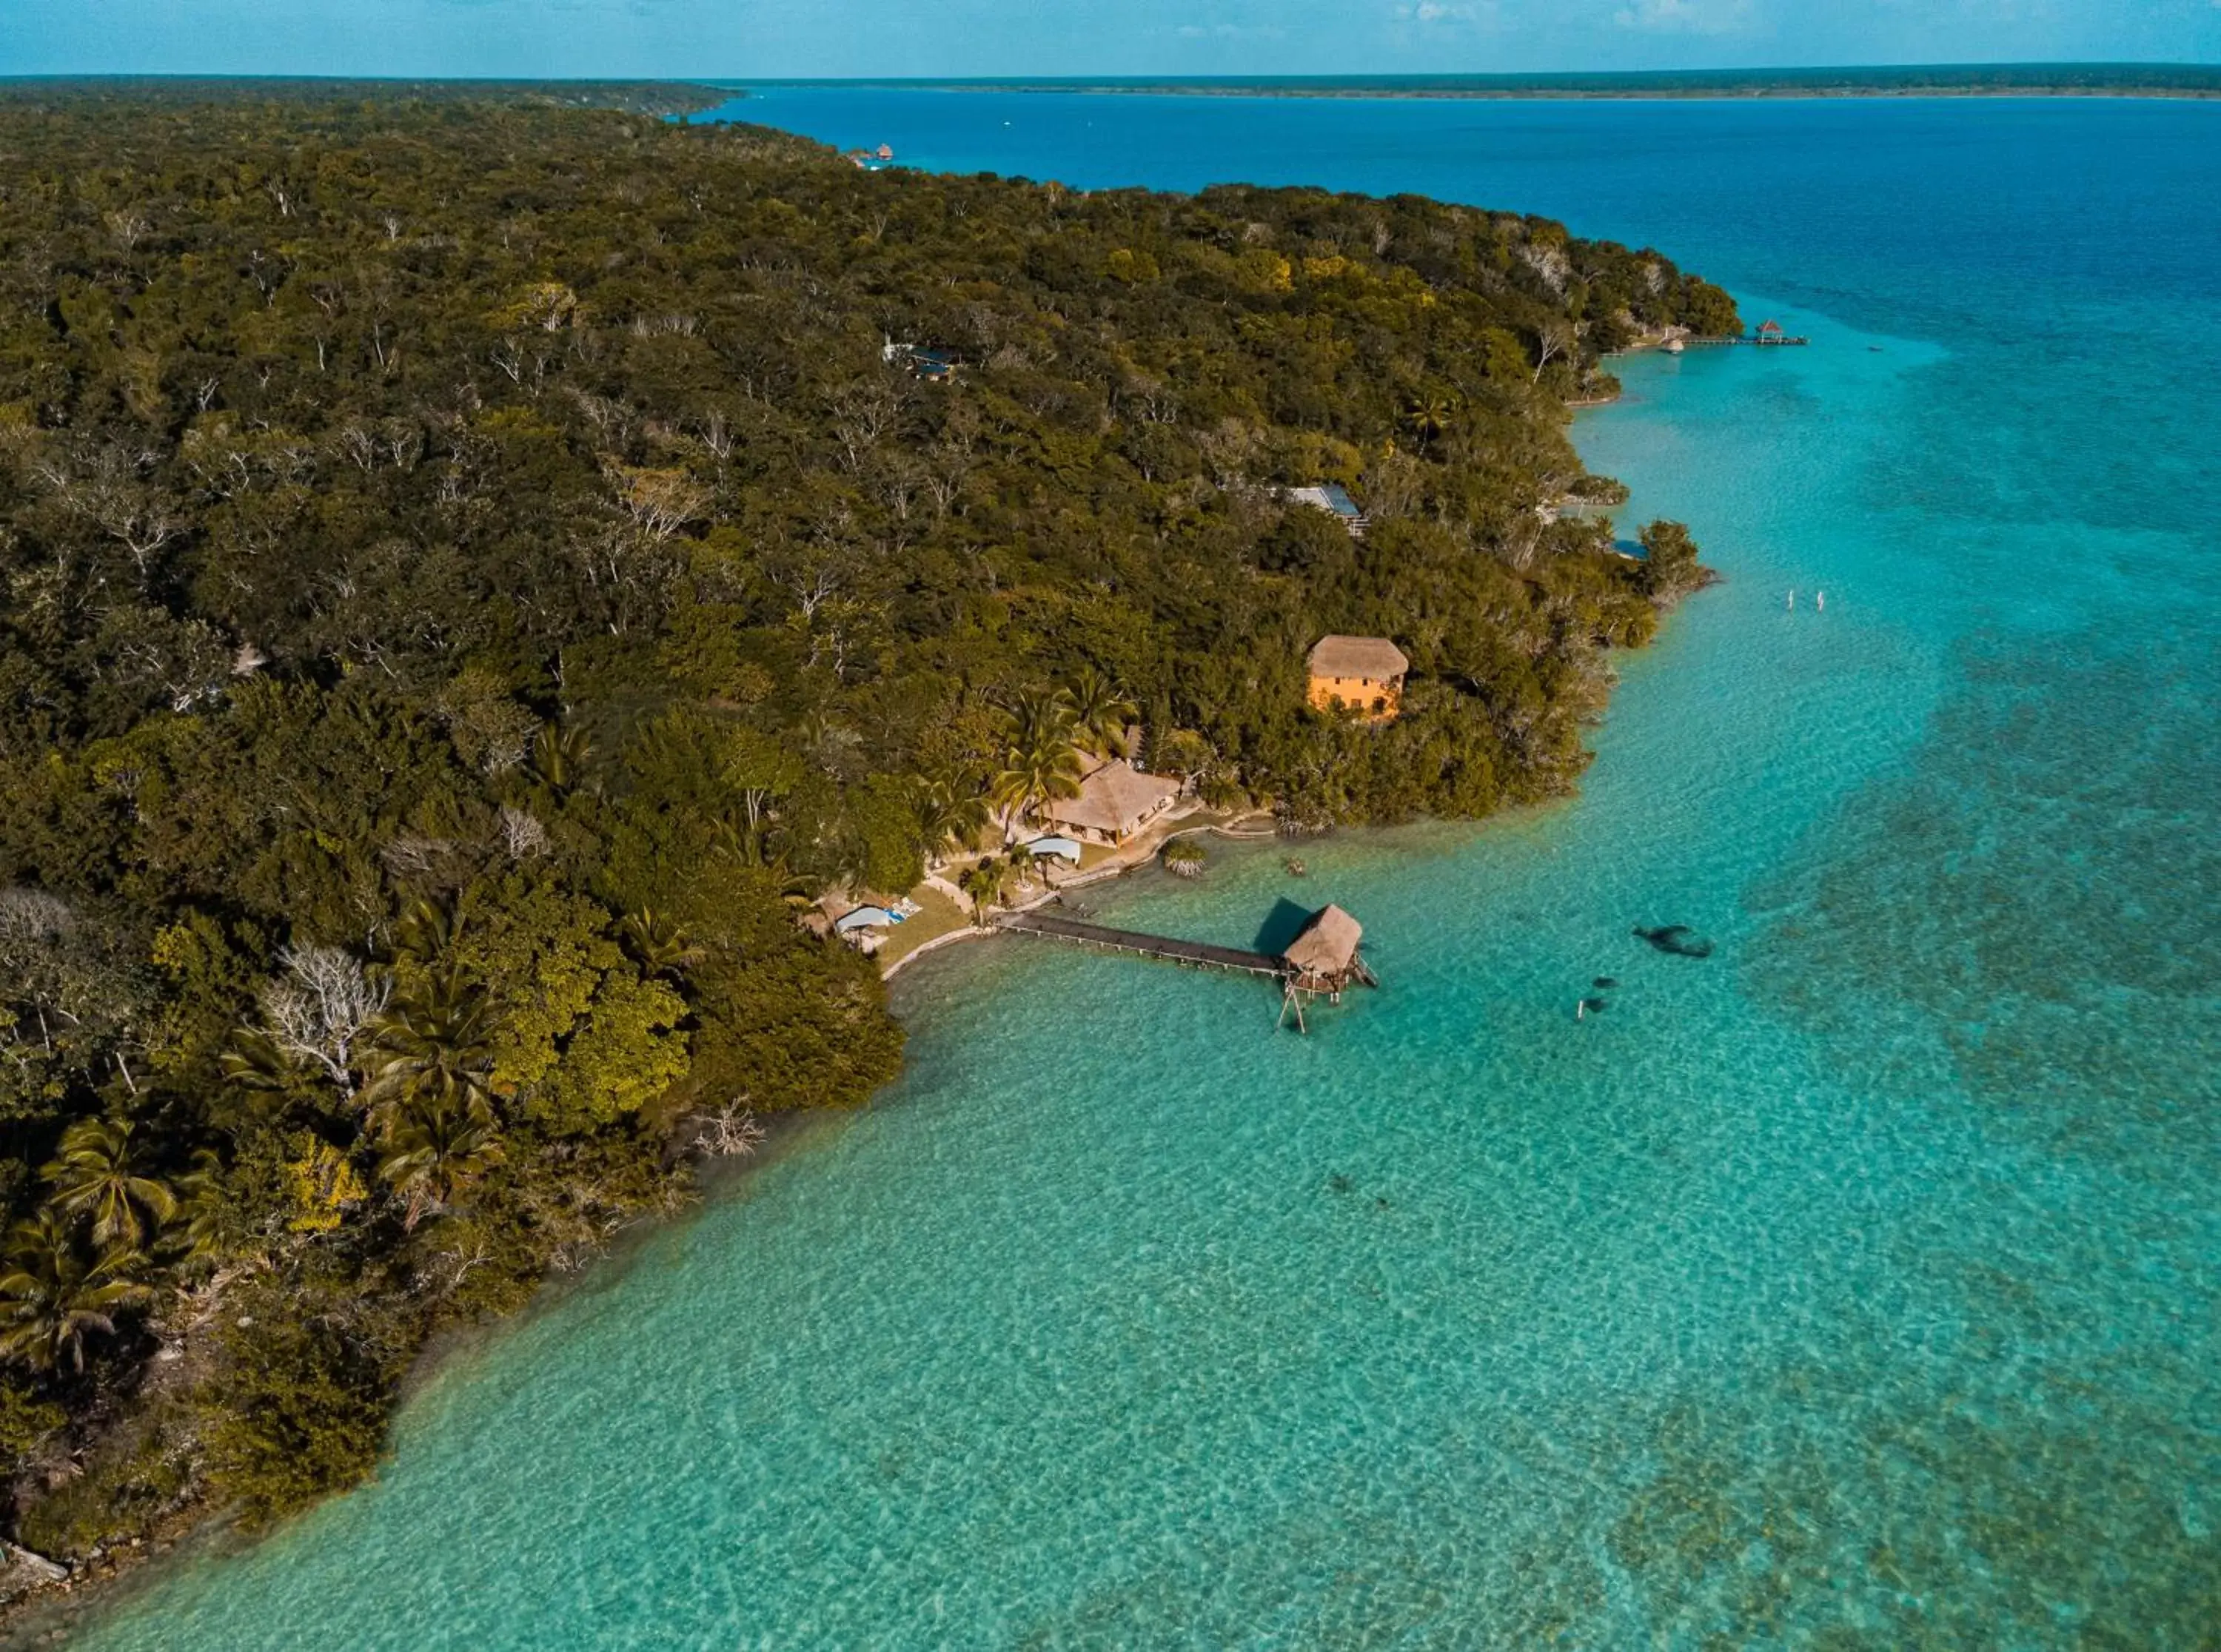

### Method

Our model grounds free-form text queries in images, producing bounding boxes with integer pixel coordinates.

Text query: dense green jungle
[0,86,1726,1587]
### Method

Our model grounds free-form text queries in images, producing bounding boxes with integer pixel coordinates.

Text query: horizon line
[4,60,2221,85]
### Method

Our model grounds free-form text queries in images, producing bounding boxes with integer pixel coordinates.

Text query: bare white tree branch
[498,806,549,860]
[258,944,386,1095]
[684,1101,766,1159]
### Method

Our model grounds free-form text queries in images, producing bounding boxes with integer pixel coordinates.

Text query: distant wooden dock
[1687,332,1809,347]
[996,911,1284,978]
[1615,320,1810,357]
[1695,319,1808,347]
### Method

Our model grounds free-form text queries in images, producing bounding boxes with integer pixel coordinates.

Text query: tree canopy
[0,92,1722,1578]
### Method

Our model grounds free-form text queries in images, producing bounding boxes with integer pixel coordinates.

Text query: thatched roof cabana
[1046,759,1181,844]
[1282,904,1363,985]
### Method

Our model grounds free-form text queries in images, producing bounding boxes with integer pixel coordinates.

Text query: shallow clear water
[81,94,2218,1648]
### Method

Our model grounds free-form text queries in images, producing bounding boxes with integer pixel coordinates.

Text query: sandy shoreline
[880,807,1276,982]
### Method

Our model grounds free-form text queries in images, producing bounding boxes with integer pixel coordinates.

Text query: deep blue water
[80,92,2220,1648]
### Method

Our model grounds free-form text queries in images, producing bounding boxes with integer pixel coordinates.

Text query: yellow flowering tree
[281,1136,367,1235]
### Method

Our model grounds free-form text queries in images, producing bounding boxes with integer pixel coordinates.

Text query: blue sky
[6,0,2219,80]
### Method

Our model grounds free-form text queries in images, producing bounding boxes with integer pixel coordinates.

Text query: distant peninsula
[746,63,2221,101]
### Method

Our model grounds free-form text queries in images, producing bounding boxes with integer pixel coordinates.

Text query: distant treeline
[795,63,2221,98]
[0,93,1721,1580]
[0,78,733,116]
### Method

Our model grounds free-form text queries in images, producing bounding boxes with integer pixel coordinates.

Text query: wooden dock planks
[996,911,1283,976]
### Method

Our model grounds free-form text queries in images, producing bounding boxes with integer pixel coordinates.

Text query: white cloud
[1611,0,1758,33]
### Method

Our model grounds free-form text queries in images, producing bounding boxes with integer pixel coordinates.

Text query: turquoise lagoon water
[78,96,2218,1647]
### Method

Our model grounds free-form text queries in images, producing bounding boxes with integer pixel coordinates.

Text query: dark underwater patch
[1634,924,1715,958]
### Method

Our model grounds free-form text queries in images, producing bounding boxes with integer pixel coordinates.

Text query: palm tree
[1007,686,1078,752]
[915,774,991,868]
[0,1209,153,1374]
[390,896,461,966]
[991,689,1085,841]
[1401,392,1455,449]
[375,1096,506,1232]
[216,1030,305,1127]
[529,722,593,795]
[361,967,498,1135]
[618,908,703,978]
[42,1118,177,1251]
[957,856,1016,925]
[1064,667,1138,761]
[168,1149,231,1269]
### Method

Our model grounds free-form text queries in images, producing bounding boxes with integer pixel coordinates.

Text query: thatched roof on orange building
[1307,636,1408,681]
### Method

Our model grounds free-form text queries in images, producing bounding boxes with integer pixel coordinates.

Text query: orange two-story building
[1307,635,1409,722]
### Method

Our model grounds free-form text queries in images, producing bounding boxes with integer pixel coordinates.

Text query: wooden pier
[996,901,1379,1033]
[996,911,1284,977]
[1686,332,1809,347]
[1609,329,1811,363]
[1692,319,1809,347]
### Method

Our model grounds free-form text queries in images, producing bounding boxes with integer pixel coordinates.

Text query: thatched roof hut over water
[1282,904,1364,987]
